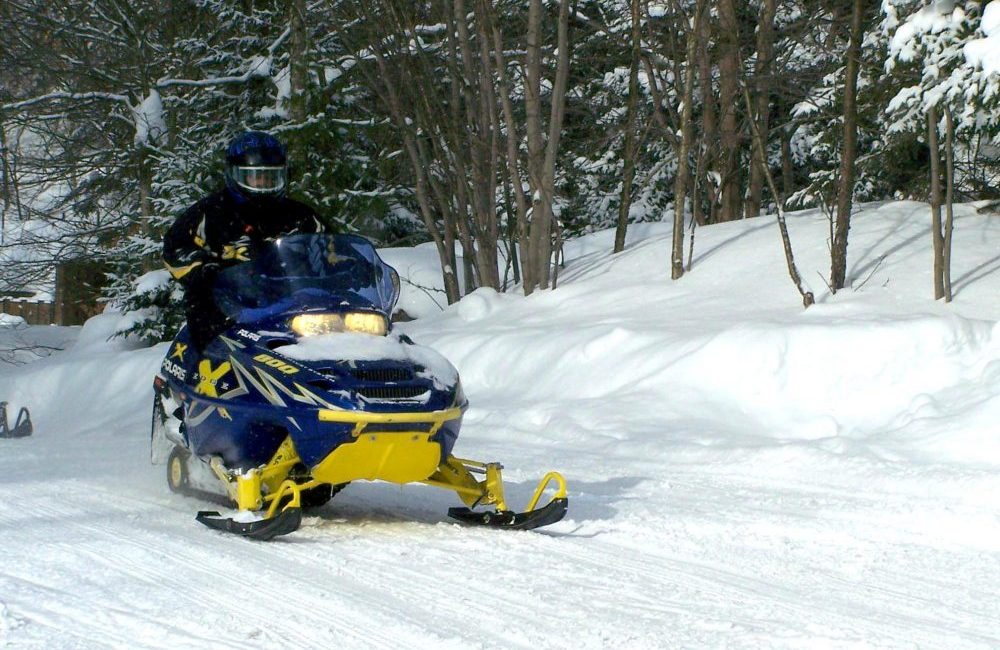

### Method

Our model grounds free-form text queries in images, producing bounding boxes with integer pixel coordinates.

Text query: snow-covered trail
[1,409,996,649]
[2,202,1000,648]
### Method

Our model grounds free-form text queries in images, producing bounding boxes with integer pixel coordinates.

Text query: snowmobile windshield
[213,234,400,321]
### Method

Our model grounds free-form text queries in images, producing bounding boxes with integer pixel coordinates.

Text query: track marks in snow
[1,430,998,648]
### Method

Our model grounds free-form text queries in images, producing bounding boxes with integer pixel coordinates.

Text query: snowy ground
[1,201,999,648]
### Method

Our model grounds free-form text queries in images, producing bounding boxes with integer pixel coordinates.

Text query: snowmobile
[151,233,567,540]
[0,401,32,438]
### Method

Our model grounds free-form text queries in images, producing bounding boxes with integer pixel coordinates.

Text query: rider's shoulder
[281,195,317,216]
[179,191,228,219]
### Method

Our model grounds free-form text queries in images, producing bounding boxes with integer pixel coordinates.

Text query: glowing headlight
[290,312,388,337]
[343,312,389,335]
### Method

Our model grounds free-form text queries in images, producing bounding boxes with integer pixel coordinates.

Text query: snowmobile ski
[195,508,302,541]
[448,496,568,531]
[0,402,32,439]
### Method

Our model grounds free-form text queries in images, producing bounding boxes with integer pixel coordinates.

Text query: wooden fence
[0,299,56,325]
[2,259,107,326]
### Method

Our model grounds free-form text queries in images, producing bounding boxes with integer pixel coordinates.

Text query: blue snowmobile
[151,233,567,540]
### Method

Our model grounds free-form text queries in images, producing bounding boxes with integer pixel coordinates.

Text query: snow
[0,314,26,328]
[132,89,166,146]
[133,269,172,296]
[965,2,1000,75]
[0,317,76,365]
[887,1,965,63]
[257,65,291,120]
[1,201,1000,647]
[380,242,455,317]
[245,55,273,79]
[279,333,459,389]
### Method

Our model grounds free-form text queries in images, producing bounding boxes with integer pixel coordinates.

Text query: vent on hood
[350,367,414,383]
[356,385,427,401]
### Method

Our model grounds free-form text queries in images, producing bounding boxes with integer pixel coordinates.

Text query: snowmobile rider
[163,131,326,351]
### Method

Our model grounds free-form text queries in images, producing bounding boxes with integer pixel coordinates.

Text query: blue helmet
[225,131,287,199]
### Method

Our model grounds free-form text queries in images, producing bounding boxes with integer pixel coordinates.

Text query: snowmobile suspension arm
[424,456,567,514]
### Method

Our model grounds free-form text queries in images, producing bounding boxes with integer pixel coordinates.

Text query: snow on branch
[156,27,290,88]
[2,91,131,111]
[964,1,1000,74]
[155,63,273,89]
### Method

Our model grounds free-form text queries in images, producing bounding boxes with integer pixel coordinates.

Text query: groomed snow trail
[2,202,999,648]
[1,415,996,649]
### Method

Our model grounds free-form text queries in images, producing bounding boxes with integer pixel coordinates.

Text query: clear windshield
[214,234,400,321]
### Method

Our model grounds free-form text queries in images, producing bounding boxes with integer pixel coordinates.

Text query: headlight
[290,312,388,337]
[343,312,388,335]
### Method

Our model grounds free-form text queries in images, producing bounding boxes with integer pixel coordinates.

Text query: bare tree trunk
[483,0,530,290]
[928,106,944,300]
[716,0,741,223]
[455,0,501,290]
[363,40,461,303]
[287,0,309,177]
[672,0,704,280]
[613,0,641,254]
[781,125,795,199]
[443,8,481,294]
[830,0,864,292]
[524,0,545,293]
[696,12,717,225]
[538,0,572,290]
[0,114,9,245]
[745,0,777,219]
[552,217,563,289]
[499,159,521,286]
[475,7,502,290]
[524,0,571,293]
[944,107,955,302]
[743,86,814,308]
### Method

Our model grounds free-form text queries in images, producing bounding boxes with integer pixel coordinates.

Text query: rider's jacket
[163,189,326,348]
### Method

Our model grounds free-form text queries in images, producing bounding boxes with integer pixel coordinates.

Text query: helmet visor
[231,166,286,194]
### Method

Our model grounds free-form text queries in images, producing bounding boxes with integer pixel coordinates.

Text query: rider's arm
[163,202,219,286]
[285,200,327,235]
[163,201,232,349]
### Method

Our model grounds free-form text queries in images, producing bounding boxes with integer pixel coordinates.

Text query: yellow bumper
[311,407,463,485]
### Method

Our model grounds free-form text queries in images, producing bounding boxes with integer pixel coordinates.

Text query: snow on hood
[276,332,459,389]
